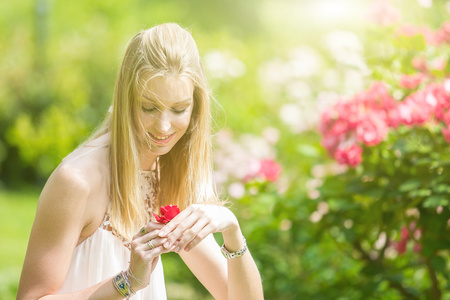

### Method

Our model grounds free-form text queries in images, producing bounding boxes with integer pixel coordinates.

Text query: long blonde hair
[86,23,218,239]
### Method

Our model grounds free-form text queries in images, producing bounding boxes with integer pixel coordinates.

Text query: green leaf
[392,34,426,51]
[430,256,447,274]
[399,179,422,192]
[408,189,432,198]
[295,144,320,158]
[423,196,449,208]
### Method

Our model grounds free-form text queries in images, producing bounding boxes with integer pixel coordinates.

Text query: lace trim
[100,170,158,250]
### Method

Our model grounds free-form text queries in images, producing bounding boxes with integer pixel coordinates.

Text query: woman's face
[138,76,194,157]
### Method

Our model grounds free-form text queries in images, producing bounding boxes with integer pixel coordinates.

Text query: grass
[0,187,40,299]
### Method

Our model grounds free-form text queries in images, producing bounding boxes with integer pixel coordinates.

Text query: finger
[184,225,215,252]
[162,213,200,249]
[145,244,173,261]
[174,218,210,252]
[158,206,196,237]
[142,237,167,252]
[137,222,165,237]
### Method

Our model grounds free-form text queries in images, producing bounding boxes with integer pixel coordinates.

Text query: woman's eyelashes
[141,106,188,114]
[142,106,157,113]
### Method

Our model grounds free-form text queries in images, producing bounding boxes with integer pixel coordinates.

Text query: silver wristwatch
[221,237,247,259]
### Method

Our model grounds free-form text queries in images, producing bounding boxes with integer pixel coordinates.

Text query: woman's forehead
[141,76,194,105]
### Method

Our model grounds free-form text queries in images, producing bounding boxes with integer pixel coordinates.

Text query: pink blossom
[442,111,450,126]
[424,83,450,121]
[396,24,422,37]
[399,73,426,89]
[334,144,363,167]
[366,0,401,27]
[386,108,401,128]
[430,58,446,71]
[394,227,409,254]
[321,133,341,156]
[320,82,395,160]
[442,127,450,143]
[393,89,436,126]
[258,159,282,182]
[356,111,389,146]
[396,239,407,254]
[412,57,428,72]
[330,119,351,136]
[365,82,397,110]
[413,243,422,253]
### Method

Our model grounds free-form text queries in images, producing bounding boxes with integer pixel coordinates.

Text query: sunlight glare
[309,0,359,22]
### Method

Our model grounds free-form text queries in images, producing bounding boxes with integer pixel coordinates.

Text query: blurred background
[1,0,450,299]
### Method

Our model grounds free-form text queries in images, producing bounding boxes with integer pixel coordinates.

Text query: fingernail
[164,242,170,248]
[159,231,166,237]
[174,246,180,252]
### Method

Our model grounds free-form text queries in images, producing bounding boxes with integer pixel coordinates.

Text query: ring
[147,239,155,250]
[140,227,147,235]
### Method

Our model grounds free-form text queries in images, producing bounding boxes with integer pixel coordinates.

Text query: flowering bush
[320,80,450,168]
[314,6,450,299]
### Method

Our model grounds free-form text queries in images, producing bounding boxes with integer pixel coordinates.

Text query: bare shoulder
[44,142,110,217]
[17,135,111,299]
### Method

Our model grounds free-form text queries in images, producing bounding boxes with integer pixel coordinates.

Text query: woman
[17,23,263,299]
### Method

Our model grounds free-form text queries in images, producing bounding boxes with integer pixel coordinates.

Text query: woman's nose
[154,112,171,133]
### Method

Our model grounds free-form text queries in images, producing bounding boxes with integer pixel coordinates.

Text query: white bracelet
[221,236,247,259]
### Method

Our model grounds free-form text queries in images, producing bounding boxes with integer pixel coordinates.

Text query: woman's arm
[17,165,168,299]
[158,205,264,300]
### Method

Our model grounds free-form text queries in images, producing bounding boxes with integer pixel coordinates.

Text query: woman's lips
[148,132,175,145]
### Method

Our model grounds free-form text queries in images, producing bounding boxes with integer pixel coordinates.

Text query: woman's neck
[140,151,159,171]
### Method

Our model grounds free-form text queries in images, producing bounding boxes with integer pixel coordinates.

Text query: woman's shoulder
[58,134,110,189]
[41,134,111,212]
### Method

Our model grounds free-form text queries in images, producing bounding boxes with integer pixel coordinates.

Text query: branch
[352,240,420,300]
[425,258,441,300]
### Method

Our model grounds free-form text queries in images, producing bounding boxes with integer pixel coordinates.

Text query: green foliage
[3,0,450,299]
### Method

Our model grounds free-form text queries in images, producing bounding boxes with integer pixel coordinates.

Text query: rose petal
[164,206,181,220]
[160,206,169,214]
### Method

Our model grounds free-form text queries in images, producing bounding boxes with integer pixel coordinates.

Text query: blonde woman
[17,23,263,300]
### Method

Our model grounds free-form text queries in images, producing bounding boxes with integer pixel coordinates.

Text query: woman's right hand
[128,222,173,291]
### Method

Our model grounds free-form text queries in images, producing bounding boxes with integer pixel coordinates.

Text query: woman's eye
[173,108,187,114]
[142,106,157,113]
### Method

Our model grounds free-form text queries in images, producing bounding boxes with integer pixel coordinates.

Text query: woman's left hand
[157,204,239,252]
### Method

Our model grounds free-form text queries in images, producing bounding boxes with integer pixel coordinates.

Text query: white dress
[58,170,167,299]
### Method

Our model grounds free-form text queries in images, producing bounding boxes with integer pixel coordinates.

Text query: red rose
[153,205,180,223]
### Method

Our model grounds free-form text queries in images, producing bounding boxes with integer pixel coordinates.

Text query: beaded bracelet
[112,270,135,299]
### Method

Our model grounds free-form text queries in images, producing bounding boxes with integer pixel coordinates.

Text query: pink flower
[442,127,450,143]
[425,83,450,121]
[430,58,446,71]
[393,89,435,126]
[394,227,409,254]
[366,0,401,27]
[321,133,341,156]
[367,82,397,110]
[412,57,428,72]
[399,73,426,89]
[258,159,282,182]
[320,82,395,162]
[396,24,422,37]
[442,110,450,126]
[153,205,180,223]
[334,144,363,167]
[356,112,389,146]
